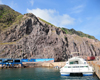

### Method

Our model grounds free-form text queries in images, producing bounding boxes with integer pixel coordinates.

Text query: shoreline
[0,61,100,79]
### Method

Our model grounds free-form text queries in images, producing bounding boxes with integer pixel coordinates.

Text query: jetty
[22,62,66,68]
[87,61,100,79]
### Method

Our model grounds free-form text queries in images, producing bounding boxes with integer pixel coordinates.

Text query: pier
[87,61,100,79]
[22,62,66,67]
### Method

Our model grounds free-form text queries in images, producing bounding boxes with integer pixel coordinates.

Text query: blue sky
[0,0,100,40]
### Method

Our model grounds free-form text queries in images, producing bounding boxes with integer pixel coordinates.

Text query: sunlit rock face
[0,9,100,61]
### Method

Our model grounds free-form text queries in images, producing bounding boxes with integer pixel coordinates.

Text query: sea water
[0,67,99,80]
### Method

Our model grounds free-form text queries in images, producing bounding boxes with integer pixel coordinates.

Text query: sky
[0,0,100,40]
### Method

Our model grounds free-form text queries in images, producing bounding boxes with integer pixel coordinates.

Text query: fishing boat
[60,56,93,76]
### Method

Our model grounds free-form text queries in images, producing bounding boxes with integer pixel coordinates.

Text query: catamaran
[60,56,93,76]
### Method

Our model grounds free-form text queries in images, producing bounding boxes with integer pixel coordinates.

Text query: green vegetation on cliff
[39,17,96,39]
[61,28,96,39]
[0,5,96,40]
[39,18,56,27]
[0,5,21,30]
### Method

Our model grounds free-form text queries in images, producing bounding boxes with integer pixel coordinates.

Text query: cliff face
[0,7,100,61]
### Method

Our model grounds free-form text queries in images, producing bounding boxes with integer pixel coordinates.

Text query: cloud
[30,0,34,6]
[0,0,3,4]
[71,5,85,13]
[27,8,75,27]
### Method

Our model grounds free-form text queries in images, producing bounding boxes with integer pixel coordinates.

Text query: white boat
[60,57,93,76]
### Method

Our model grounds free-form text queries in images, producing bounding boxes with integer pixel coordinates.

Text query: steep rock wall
[0,13,100,61]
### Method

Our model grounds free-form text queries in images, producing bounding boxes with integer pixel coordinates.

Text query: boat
[60,56,93,76]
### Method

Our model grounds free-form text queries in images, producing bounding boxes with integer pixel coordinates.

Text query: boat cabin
[67,57,87,65]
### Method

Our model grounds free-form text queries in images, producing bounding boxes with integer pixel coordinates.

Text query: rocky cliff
[0,5,100,61]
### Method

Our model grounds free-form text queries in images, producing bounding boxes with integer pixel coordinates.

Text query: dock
[87,61,100,79]
[22,62,66,68]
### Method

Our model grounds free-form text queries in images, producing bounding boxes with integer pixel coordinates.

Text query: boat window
[80,66,88,68]
[85,66,88,68]
[64,66,68,68]
[72,66,79,68]
[70,61,78,64]
[74,61,78,64]
[80,66,84,68]
[70,62,73,64]
[84,62,86,64]
[68,66,71,68]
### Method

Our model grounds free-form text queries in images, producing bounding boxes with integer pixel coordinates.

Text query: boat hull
[60,72,93,76]
[83,72,93,76]
[60,72,70,76]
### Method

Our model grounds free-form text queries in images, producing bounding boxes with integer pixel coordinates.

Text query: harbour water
[0,67,99,80]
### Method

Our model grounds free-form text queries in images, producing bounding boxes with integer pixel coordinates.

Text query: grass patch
[0,5,96,40]
[0,42,16,45]
[12,15,23,26]
[39,18,57,27]
[60,28,96,40]
[0,5,21,30]
[39,17,96,40]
